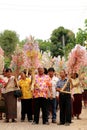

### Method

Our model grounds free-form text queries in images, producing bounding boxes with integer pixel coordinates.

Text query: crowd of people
[0,66,87,126]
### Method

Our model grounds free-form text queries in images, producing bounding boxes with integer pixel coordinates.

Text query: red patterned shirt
[33,74,52,99]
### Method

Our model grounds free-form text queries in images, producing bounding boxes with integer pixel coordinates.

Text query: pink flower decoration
[23,35,41,69]
[0,47,4,56]
[67,44,87,74]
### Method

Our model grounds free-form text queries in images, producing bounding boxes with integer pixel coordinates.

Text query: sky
[0,0,87,40]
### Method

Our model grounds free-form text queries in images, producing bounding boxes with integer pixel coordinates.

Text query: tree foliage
[37,39,51,52]
[0,30,19,57]
[0,19,87,67]
[76,28,87,45]
[50,26,75,57]
[19,39,27,48]
[76,19,87,45]
[64,43,75,59]
[85,19,87,27]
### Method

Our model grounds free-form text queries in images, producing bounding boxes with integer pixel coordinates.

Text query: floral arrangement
[10,44,24,77]
[23,35,41,70]
[23,35,41,91]
[41,51,53,69]
[0,47,4,56]
[67,44,87,74]
[0,47,4,74]
[41,51,66,72]
[52,56,66,72]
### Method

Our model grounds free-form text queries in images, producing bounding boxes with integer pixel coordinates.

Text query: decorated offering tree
[0,47,4,56]
[41,51,66,74]
[52,56,66,72]
[67,44,87,74]
[23,35,41,90]
[10,44,24,77]
[0,47,4,74]
[23,35,41,70]
[41,51,53,69]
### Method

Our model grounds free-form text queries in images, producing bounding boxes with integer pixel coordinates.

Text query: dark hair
[5,68,12,73]
[23,70,26,75]
[60,69,66,74]
[75,73,78,78]
[48,67,55,72]
[44,68,48,74]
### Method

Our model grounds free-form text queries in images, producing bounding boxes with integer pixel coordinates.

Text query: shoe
[43,122,49,125]
[5,119,9,123]
[57,122,64,125]
[0,116,2,120]
[21,120,24,122]
[71,121,73,123]
[32,121,38,125]
[77,117,81,120]
[28,120,33,122]
[65,122,70,126]
[12,119,17,122]
[77,115,81,120]
[52,120,56,123]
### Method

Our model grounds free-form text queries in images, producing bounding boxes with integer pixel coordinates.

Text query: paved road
[0,101,87,130]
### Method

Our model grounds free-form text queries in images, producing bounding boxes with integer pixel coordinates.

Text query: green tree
[19,39,27,48]
[50,26,75,57]
[76,19,87,45]
[0,30,19,57]
[85,19,87,27]
[4,57,11,68]
[64,43,75,59]
[37,39,52,52]
[76,28,87,45]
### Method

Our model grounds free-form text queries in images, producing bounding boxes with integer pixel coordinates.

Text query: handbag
[14,89,22,98]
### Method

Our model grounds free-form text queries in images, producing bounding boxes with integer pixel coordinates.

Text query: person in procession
[18,70,33,122]
[56,69,72,126]
[48,67,59,123]
[0,74,7,120]
[3,68,17,122]
[71,72,83,119]
[32,66,52,125]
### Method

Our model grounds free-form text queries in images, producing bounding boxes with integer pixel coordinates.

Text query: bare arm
[56,87,61,92]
